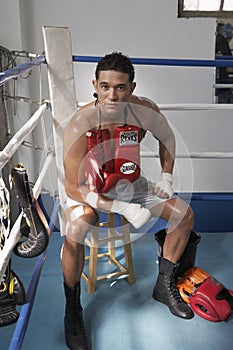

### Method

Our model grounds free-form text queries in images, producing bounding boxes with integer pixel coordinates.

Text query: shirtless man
[62,52,194,350]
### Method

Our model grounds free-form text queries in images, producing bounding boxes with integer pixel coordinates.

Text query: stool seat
[81,212,135,293]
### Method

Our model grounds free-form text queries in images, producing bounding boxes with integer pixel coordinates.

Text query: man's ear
[92,79,97,90]
[131,82,136,93]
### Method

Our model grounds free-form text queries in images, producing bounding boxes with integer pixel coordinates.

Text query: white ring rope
[158,103,233,111]
[0,150,55,282]
[77,101,233,111]
[33,150,55,199]
[0,56,54,282]
[141,151,233,159]
[157,104,233,159]
[0,102,49,171]
[0,212,23,283]
[213,84,233,89]
[77,102,233,160]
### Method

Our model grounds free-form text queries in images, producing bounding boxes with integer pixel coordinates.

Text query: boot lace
[168,276,183,303]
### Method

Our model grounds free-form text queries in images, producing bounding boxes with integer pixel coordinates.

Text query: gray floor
[1,230,233,350]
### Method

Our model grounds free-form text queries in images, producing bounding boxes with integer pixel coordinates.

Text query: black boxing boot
[64,283,89,350]
[152,257,194,319]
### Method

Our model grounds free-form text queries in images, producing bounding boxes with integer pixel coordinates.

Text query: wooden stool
[81,213,135,293]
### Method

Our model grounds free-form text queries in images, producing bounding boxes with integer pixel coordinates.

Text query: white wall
[0,1,22,49]
[1,0,232,193]
[2,0,216,104]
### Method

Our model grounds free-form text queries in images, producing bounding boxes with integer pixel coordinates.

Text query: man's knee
[170,202,194,233]
[65,206,98,243]
[182,206,194,232]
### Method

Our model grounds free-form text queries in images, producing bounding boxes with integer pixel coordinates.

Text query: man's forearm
[159,142,175,174]
[85,190,151,229]
[65,182,113,211]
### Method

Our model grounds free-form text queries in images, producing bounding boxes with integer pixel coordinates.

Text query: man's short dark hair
[95,52,135,83]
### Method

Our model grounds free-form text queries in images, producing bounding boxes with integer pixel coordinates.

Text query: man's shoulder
[130,95,160,112]
[79,101,96,110]
[64,102,97,135]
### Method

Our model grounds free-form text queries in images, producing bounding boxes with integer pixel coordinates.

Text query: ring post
[42,26,77,233]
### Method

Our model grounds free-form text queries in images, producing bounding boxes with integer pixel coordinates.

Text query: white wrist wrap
[153,172,174,198]
[161,172,173,183]
[111,200,151,229]
[111,200,128,214]
[85,191,98,208]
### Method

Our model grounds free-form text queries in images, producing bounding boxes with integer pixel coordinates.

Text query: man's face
[92,70,136,106]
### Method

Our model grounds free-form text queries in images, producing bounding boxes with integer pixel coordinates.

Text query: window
[178,0,233,18]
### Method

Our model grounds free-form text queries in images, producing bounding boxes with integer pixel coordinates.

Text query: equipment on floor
[176,267,210,303]
[177,267,233,322]
[189,276,233,322]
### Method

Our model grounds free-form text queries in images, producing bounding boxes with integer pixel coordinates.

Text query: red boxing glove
[101,172,121,193]
[189,276,233,322]
[85,129,120,193]
[114,125,141,182]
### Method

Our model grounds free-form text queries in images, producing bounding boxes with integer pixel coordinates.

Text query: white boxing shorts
[63,177,173,211]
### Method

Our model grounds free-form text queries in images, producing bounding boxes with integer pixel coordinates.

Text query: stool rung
[96,270,128,281]
[84,254,129,278]
[84,252,110,260]
[96,235,124,243]
[85,234,125,246]
[85,253,126,272]
[82,268,128,282]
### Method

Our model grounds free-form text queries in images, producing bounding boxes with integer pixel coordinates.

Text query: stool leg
[108,213,116,264]
[87,226,99,293]
[121,216,135,284]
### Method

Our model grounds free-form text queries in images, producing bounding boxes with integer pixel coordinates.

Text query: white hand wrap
[111,200,151,229]
[85,192,99,208]
[85,192,151,229]
[153,172,174,198]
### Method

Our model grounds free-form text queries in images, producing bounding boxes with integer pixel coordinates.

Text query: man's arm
[63,110,151,228]
[130,95,175,174]
[157,114,175,175]
[151,107,176,198]
[130,96,176,198]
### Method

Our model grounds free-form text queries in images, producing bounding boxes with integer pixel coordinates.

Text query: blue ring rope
[1,54,233,88]
[72,55,233,68]
[0,55,45,86]
[8,198,60,350]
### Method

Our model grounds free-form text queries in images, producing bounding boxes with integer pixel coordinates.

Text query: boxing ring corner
[42,25,77,234]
